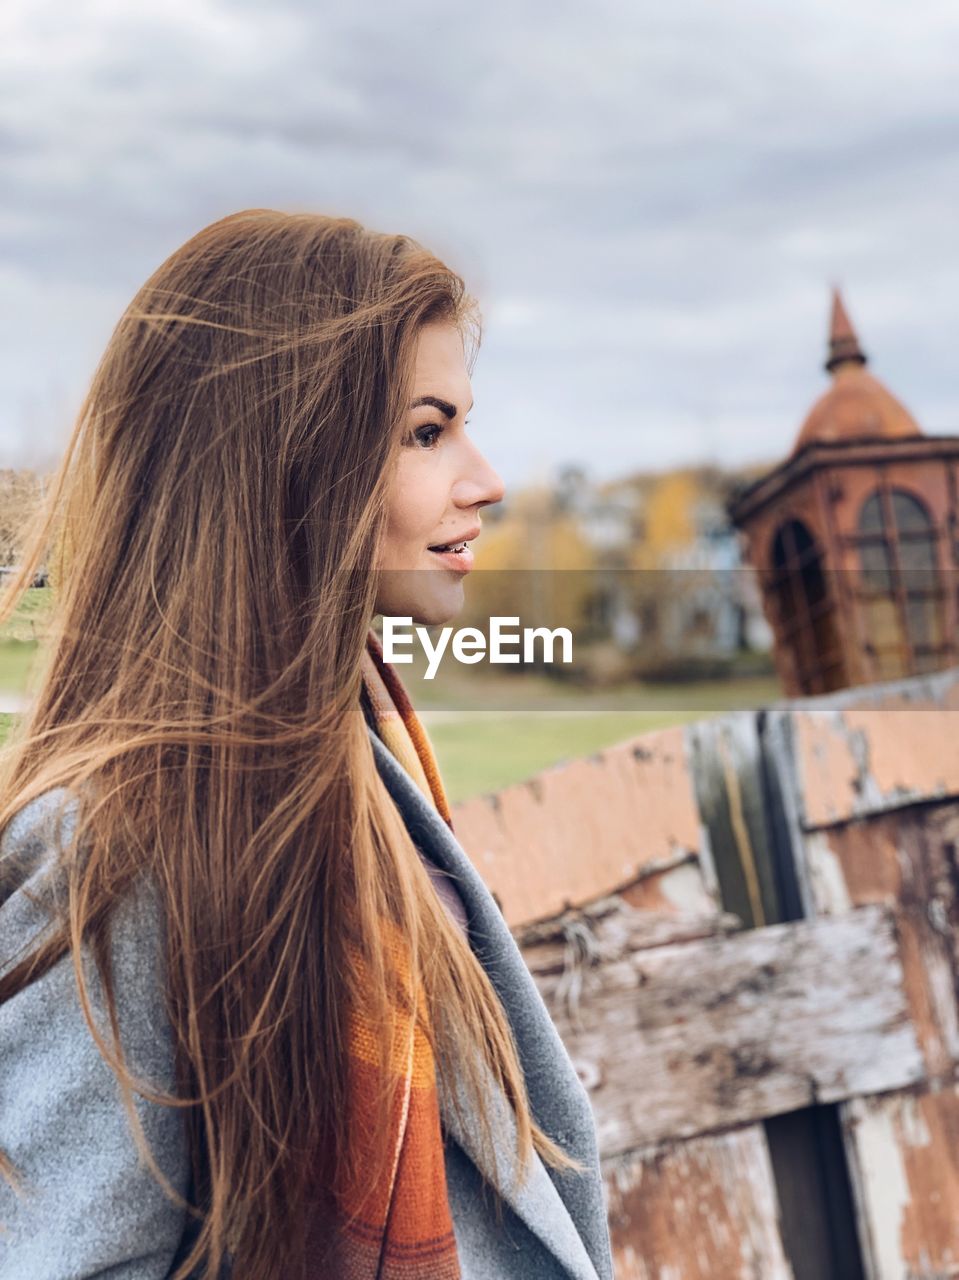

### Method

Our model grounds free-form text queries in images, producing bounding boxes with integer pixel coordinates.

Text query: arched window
[768,519,846,694]
[856,488,943,678]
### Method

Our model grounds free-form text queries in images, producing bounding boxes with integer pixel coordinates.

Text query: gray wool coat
[0,727,614,1280]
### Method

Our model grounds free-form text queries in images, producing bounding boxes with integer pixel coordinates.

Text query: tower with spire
[824,287,866,372]
[729,287,959,695]
[788,287,922,459]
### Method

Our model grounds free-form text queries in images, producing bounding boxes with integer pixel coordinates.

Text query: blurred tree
[0,470,46,570]
[465,484,596,642]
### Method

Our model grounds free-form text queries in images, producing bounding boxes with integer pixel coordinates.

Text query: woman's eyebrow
[409,395,474,418]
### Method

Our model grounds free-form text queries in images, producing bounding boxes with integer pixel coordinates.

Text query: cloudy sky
[1,0,957,488]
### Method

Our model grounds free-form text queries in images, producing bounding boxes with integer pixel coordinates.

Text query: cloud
[1,0,957,482]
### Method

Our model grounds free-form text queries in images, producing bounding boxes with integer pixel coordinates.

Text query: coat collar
[369,727,611,1280]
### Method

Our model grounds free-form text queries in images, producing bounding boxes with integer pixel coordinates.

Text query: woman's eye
[408,423,444,449]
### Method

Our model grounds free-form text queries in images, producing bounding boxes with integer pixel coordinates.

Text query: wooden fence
[452,664,959,1279]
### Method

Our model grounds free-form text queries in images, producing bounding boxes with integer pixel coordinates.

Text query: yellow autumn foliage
[465,492,595,634]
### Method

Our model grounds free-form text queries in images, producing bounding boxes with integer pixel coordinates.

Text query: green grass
[0,643,43,693]
[0,584,53,640]
[423,709,712,802]
[0,585,53,692]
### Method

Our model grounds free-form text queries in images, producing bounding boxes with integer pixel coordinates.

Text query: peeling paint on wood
[452,724,707,927]
[447,669,959,1277]
[617,859,719,916]
[516,896,740,963]
[527,904,923,1154]
[844,1090,959,1279]
[812,808,959,1079]
[805,829,854,914]
[813,822,902,911]
[760,677,959,1278]
[687,713,781,928]
[603,1126,794,1279]
[791,699,959,830]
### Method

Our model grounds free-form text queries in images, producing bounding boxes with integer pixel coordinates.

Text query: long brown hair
[0,210,579,1277]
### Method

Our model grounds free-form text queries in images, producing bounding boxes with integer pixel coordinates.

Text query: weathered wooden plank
[616,857,719,917]
[531,904,924,1154]
[762,666,959,830]
[686,712,783,927]
[604,1125,794,1280]
[762,679,959,1277]
[796,706,959,828]
[803,806,959,1080]
[516,896,741,971]
[842,1088,959,1280]
[451,724,712,927]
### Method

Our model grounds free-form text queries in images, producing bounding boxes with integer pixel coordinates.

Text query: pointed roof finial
[825,285,867,374]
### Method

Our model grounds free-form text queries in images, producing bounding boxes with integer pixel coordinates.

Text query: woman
[0,210,613,1279]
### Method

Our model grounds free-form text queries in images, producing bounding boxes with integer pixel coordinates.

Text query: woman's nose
[455,441,505,509]
[455,453,501,506]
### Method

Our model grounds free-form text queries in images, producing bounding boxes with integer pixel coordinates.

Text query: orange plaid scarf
[307,629,461,1279]
[360,629,453,830]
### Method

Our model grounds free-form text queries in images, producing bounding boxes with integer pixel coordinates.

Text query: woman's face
[375,320,505,625]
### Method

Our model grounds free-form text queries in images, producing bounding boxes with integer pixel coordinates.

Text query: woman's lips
[427,545,474,573]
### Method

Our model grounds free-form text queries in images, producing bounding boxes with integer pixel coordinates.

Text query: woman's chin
[373,569,466,627]
[408,582,465,627]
